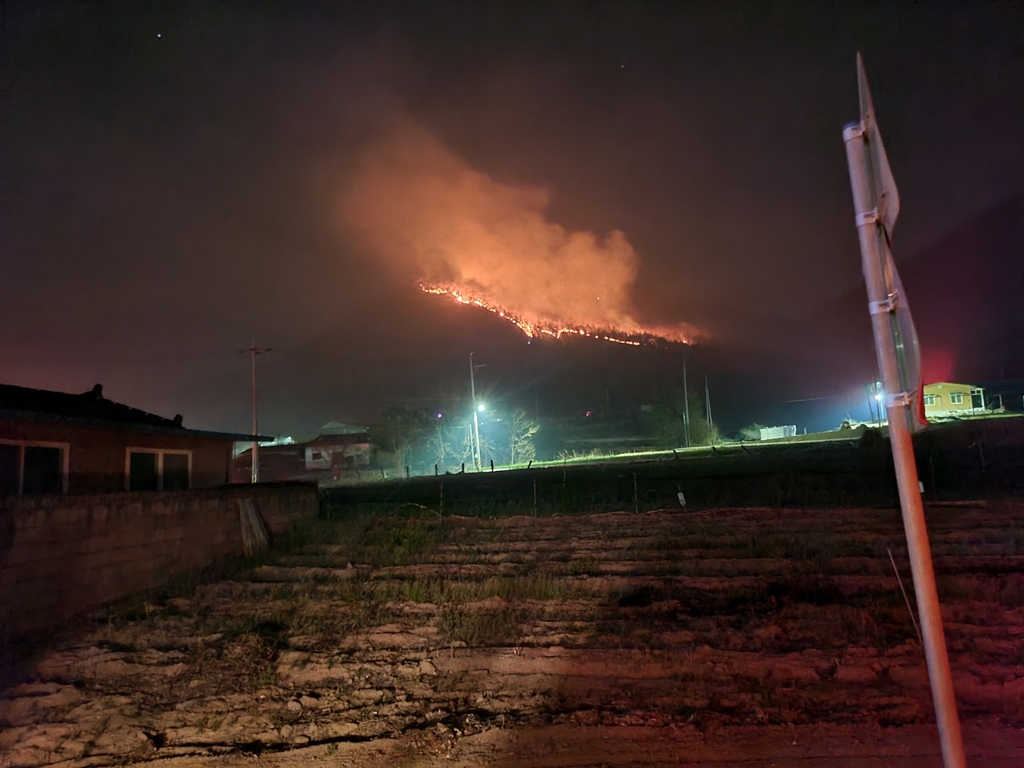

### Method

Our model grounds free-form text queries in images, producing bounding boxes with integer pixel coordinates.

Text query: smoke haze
[340,122,699,341]
[2,3,1020,435]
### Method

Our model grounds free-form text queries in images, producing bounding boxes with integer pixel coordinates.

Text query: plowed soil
[3,502,1024,766]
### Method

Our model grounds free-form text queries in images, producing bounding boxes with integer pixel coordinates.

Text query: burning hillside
[339,121,700,346]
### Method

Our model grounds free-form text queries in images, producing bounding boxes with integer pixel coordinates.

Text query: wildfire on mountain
[340,121,701,347]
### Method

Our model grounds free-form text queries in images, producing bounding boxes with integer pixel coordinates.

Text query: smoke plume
[340,122,697,342]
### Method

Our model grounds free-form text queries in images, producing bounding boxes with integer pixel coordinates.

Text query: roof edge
[0,408,270,442]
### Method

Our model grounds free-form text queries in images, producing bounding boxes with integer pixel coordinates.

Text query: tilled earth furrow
[2,503,1023,767]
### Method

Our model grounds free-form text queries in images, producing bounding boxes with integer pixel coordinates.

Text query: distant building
[232,422,371,484]
[0,383,256,496]
[971,379,1024,413]
[922,382,986,419]
[759,425,798,441]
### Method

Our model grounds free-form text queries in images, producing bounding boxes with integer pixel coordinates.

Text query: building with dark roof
[231,423,371,484]
[0,383,259,496]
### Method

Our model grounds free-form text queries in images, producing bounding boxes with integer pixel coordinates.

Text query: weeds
[254,666,278,688]
[438,604,524,647]
[47,496,1022,745]
[358,573,589,607]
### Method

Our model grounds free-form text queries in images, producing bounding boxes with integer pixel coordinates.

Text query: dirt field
[3,501,1024,766]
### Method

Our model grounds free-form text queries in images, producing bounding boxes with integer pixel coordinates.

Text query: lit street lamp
[469,353,487,470]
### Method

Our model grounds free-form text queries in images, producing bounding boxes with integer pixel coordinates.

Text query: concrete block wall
[0,482,319,637]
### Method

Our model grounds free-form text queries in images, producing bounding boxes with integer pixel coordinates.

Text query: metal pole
[682,359,691,448]
[251,339,258,483]
[704,374,714,442]
[241,335,272,484]
[844,122,965,768]
[470,353,482,471]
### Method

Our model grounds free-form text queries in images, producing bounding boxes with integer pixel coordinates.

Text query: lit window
[127,449,191,491]
[923,394,936,406]
[949,392,964,405]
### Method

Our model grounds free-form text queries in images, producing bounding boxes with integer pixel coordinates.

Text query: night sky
[2,2,1022,437]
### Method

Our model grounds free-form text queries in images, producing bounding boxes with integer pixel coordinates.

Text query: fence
[324,419,1024,518]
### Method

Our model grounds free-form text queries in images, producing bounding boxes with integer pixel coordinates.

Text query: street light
[469,353,487,470]
[873,381,884,426]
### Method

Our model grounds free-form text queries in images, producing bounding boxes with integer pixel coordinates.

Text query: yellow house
[923,382,985,419]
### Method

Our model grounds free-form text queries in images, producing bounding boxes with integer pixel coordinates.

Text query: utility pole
[704,374,714,442]
[469,353,486,471]
[682,359,691,448]
[241,335,272,483]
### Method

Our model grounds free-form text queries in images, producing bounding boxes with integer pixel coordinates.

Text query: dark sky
[2,2,1022,436]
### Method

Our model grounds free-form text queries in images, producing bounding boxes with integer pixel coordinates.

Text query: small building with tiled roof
[231,422,370,484]
[0,383,260,496]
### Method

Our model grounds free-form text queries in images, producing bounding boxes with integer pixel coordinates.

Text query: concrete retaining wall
[0,482,319,637]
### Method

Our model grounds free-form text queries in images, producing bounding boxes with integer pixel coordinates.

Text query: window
[0,440,68,497]
[126,449,191,491]
[0,444,19,497]
[163,453,190,490]
[949,392,964,405]
[24,446,63,495]
[923,394,936,407]
[129,451,159,491]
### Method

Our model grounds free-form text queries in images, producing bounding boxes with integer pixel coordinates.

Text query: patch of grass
[567,558,602,577]
[254,666,277,688]
[364,522,443,566]
[437,604,524,647]
[470,575,577,602]
[270,585,296,601]
[368,574,588,606]
[370,578,445,604]
[287,598,391,637]
[289,513,449,568]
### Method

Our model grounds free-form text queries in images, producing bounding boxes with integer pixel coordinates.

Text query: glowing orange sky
[339,122,700,344]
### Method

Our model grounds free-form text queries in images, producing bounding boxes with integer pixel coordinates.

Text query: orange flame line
[420,284,692,347]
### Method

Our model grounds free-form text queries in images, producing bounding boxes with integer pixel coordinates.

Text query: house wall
[0,482,319,637]
[924,383,977,417]
[231,440,371,483]
[0,419,232,493]
[231,445,306,483]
